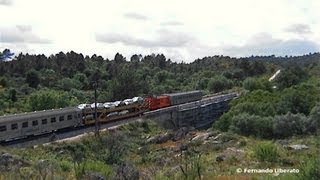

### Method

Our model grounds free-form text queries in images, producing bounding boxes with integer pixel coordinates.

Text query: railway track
[0,92,238,148]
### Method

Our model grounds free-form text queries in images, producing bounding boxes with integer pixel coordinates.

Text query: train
[0,91,202,142]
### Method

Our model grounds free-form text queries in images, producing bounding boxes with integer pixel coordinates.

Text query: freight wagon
[0,91,202,142]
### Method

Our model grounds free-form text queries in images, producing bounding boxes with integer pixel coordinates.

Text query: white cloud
[0,25,51,43]
[0,0,12,6]
[161,21,184,26]
[124,12,149,21]
[0,0,319,62]
[223,33,319,57]
[96,29,195,48]
[285,24,312,35]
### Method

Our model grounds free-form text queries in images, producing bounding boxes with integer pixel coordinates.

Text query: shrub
[243,77,271,92]
[273,113,308,138]
[113,163,139,180]
[213,113,233,132]
[230,113,273,138]
[84,160,113,179]
[253,143,279,162]
[100,131,128,165]
[296,157,320,180]
[309,105,320,133]
[207,75,233,93]
[277,84,319,115]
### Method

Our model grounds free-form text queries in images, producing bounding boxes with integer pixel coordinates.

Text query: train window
[59,116,64,121]
[51,117,56,123]
[42,119,47,124]
[67,115,72,120]
[32,120,38,126]
[0,125,6,132]
[11,123,18,130]
[22,122,28,128]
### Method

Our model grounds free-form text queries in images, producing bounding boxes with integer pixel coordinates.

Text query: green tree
[230,113,273,138]
[277,84,319,115]
[26,69,40,88]
[0,77,8,87]
[57,78,82,91]
[207,75,232,93]
[8,88,17,102]
[273,112,308,138]
[243,77,272,91]
[28,89,72,111]
[275,66,308,89]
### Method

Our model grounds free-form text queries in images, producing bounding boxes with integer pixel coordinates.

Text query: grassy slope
[0,121,319,179]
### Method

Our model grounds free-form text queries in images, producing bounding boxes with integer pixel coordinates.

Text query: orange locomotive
[145,91,202,110]
[144,95,170,110]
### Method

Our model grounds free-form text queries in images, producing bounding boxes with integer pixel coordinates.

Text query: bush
[309,105,320,133]
[273,113,308,138]
[213,113,233,132]
[296,157,320,180]
[253,143,279,162]
[113,163,139,180]
[84,160,113,178]
[207,75,233,93]
[230,113,273,138]
[277,84,319,115]
[100,131,128,165]
[243,77,272,92]
[28,89,73,111]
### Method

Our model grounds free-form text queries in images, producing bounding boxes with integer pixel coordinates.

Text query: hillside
[0,121,319,179]
[0,51,320,179]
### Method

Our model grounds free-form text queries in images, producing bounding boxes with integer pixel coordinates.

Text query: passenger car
[0,107,82,141]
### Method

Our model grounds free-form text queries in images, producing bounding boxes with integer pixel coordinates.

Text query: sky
[0,0,319,62]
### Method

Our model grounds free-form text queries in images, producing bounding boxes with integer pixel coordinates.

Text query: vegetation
[0,121,319,179]
[1,49,320,179]
[3,50,318,115]
[253,142,279,162]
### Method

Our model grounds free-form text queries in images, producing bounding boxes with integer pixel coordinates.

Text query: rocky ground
[0,121,319,179]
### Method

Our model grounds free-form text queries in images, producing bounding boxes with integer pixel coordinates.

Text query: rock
[211,140,222,144]
[157,132,173,144]
[276,139,289,146]
[226,147,245,154]
[216,155,226,162]
[173,127,189,141]
[0,152,30,171]
[146,136,158,144]
[286,144,309,150]
[191,132,210,141]
[215,148,245,163]
[212,133,222,141]
[146,132,172,144]
[85,172,105,180]
[179,144,188,151]
[155,157,167,166]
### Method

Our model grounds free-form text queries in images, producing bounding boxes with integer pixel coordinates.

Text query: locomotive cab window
[0,125,7,132]
[22,122,28,128]
[11,123,18,130]
[51,117,56,123]
[67,115,72,120]
[59,116,64,121]
[32,120,38,126]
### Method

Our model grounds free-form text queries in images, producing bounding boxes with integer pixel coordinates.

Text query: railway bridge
[144,93,237,129]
